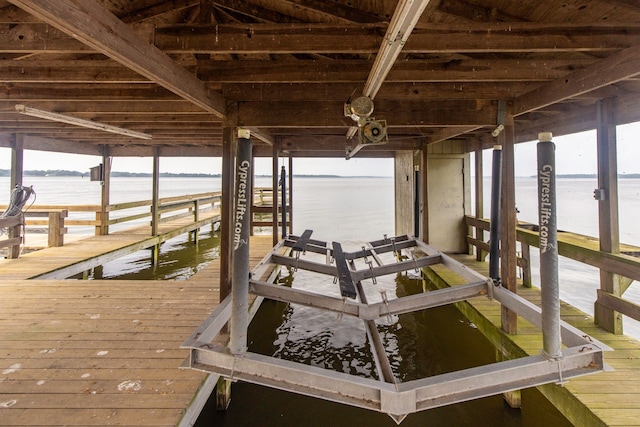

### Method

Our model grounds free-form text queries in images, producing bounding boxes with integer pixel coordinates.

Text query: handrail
[465,214,640,324]
[0,188,290,255]
[0,191,222,247]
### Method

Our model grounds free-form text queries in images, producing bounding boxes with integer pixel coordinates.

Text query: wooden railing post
[48,210,67,247]
[97,155,111,236]
[8,215,22,259]
[520,242,532,288]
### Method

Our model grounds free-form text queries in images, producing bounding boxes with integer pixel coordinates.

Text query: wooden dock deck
[0,235,274,427]
[426,254,640,427]
[0,209,221,280]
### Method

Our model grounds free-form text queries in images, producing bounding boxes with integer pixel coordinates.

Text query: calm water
[3,175,638,425]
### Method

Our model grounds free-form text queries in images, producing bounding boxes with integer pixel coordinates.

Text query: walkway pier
[0,209,221,280]
[0,235,273,427]
[425,254,640,427]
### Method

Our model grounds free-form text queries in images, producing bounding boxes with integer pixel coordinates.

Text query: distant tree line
[0,169,347,178]
[0,169,222,178]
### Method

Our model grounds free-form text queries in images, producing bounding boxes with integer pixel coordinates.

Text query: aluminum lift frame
[181,234,609,424]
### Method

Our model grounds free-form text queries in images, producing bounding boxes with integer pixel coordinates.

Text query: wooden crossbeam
[8,0,226,118]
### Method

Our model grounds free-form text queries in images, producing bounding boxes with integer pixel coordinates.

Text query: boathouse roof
[2,0,640,158]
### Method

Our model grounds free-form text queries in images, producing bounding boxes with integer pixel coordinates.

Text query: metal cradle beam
[182,234,609,422]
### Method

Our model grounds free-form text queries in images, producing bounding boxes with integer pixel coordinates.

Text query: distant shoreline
[4,170,640,179]
[0,169,392,179]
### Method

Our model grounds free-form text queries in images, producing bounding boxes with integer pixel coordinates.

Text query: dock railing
[0,191,222,252]
[0,187,289,255]
[251,186,291,232]
[465,214,640,328]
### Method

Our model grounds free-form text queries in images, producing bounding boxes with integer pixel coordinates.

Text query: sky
[1,122,639,177]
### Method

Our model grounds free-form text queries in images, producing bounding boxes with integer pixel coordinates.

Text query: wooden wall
[394,151,415,237]
[419,140,472,253]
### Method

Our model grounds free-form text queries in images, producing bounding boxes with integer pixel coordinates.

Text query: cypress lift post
[230,129,252,355]
[537,132,562,359]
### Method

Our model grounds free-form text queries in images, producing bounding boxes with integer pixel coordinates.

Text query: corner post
[8,134,24,259]
[499,106,517,334]
[474,146,484,261]
[151,148,160,265]
[280,165,287,239]
[271,142,279,246]
[288,154,294,235]
[594,98,623,334]
[220,103,238,301]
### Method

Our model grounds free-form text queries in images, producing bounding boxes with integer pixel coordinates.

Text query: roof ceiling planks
[2,0,640,157]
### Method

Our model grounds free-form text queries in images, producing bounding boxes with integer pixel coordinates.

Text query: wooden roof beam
[0,58,585,84]
[427,126,485,145]
[152,23,640,54]
[8,0,227,118]
[5,22,640,54]
[237,100,496,128]
[514,44,640,115]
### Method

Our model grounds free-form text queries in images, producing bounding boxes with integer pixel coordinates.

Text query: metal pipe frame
[182,235,609,421]
[185,343,604,420]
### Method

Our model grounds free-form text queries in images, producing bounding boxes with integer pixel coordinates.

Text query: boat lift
[181,232,609,424]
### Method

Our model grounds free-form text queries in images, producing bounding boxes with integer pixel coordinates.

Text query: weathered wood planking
[0,209,220,280]
[425,254,640,427]
[0,235,273,427]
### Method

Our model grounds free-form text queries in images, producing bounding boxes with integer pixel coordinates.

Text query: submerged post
[537,132,562,359]
[230,129,252,355]
[489,145,502,284]
[280,165,287,239]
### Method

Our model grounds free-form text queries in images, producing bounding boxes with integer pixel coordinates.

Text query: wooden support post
[272,143,279,247]
[8,134,24,259]
[594,98,623,334]
[96,153,111,236]
[474,147,484,261]
[217,123,236,409]
[150,150,160,265]
[288,154,294,235]
[499,107,518,334]
[498,349,522,408]
[220,119,236,302]
[9,134,24,190]
[420,148,429,243]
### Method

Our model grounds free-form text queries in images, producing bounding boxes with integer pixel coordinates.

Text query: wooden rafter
[515,44,640,115]
[7,0,227,118]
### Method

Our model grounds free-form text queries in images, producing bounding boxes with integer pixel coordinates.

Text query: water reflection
[198,271,573,427]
